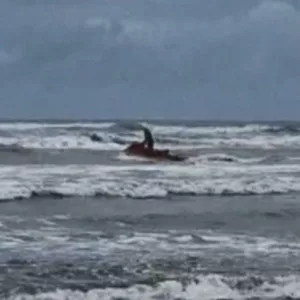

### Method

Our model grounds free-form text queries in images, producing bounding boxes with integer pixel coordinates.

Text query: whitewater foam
[7,274,300,300]
[0,122,114,131]
[1,163,300,200]
[1,224,298,261]
[1,122,300,151]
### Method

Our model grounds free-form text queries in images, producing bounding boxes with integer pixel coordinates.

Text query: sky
[0,0,300,120]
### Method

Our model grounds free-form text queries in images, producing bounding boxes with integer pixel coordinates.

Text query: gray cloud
[1,0,300,119]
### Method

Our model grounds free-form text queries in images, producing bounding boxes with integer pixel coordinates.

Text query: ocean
[0,120,300,299]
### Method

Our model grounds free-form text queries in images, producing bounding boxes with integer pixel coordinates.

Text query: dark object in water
[90,133,103,142]
[124,142,185,162]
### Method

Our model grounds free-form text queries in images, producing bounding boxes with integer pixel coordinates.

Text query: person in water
[125,126,185,161]
[141,127,154,151]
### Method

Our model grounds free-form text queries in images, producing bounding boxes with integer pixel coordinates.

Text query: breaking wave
[1,122,300,200]
[7,274,300,300]
[0,122,300,151]
[1,163,300,201]
[1,121,300,151]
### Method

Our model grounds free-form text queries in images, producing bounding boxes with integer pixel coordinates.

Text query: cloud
[0,0,300,119]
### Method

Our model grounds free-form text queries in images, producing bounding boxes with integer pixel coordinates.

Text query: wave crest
[2,173,300,201]
[1,122,300,151]
[7,274,300,300]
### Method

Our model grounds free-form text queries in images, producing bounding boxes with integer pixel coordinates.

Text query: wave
[188,153,264,164]
[7,274,300,300]
[2,173,300,201]
[2,132,300,151]
[0,122,114,131]
[117,153,246,164]
[1,163,300,200]
[1,121,300,134]
[1,122,300,151]
[119,152,283,165]
[0,143,28,153]
[264,124,300,135]
[143,122,300,136]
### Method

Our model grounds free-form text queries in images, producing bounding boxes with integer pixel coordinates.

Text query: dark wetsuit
[142,127,154,150]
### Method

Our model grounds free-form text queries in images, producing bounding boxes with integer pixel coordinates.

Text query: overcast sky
[0,0,299,120]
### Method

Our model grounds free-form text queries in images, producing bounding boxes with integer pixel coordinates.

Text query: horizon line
[0,117,299,123]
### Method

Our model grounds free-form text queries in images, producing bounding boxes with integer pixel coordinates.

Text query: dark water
[1,121,300,299]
